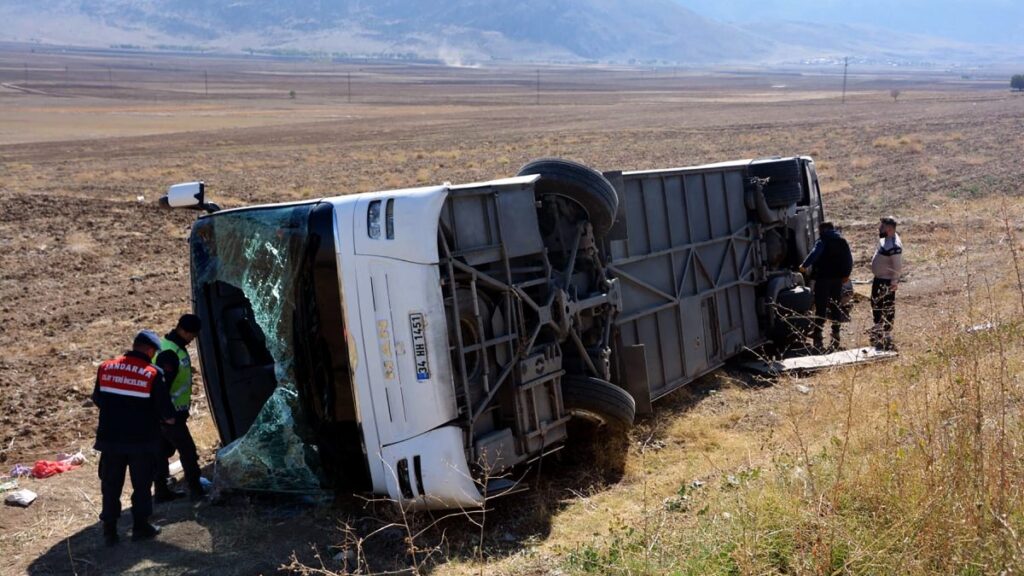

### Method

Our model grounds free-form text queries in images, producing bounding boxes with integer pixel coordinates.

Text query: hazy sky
[674,0,1024,43]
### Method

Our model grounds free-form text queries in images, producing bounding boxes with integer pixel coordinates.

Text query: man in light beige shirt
[870,216,902,350]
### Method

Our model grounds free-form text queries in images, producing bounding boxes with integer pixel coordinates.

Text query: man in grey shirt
[870,216,903,351]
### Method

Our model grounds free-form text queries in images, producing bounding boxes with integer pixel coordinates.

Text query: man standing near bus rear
[800,221,854,353]
[871,216,903,351]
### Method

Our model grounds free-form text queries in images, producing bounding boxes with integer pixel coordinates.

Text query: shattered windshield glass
[191,204,325,493]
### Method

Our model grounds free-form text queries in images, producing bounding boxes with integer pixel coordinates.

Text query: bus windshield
[190,202,367,493]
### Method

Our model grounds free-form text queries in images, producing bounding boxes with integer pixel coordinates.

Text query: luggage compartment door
[608,166,764,401]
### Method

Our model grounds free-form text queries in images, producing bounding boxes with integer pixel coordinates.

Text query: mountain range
[2,0,1020,66]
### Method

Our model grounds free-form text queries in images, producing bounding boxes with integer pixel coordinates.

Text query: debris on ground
[0,478,18,492]
[795,384,812,395]
[55,451,87,465]
[966,321,996,333]
[740,346,898,376]
[31,453,84,475]
[4,488,38,507]
[168,459,183,476]
[9,464,31,478]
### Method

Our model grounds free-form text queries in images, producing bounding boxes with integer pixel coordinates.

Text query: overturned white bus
[163,156,824,509]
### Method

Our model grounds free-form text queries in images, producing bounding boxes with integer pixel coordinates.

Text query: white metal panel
[380,426,482,510]
[352,185,448,264]
[353,256,457,447]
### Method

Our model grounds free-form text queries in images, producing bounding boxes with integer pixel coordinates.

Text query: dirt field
[1,44,1023,574]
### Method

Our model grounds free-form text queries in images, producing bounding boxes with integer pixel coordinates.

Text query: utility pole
[841,56,849,104]
[535,69,540,105]
[347,72,352,103]
[204,70,208,96]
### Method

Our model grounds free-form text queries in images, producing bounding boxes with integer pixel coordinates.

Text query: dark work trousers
[156,410,202,493]
[871,278,896,332]
[99,451,156,526]
[813,277,844,347]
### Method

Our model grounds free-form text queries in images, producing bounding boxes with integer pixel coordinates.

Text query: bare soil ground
[1,45,1023,574]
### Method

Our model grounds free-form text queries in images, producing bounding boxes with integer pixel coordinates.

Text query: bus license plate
[409,313,430,381]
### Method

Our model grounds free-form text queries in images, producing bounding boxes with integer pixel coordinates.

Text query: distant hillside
[743,21,1024,66]
[0,0,770,64]
[1,0,1021,65]
[674,0,1024,46]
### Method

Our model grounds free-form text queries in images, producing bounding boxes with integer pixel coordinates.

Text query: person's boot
[812,328,824,354]
[131,522,161,541]
[154,481,184,503]
[881,333,897,352]
[828,325,842,353]
[188,480,208,503]
[102,522,119,547]
[869,323,883,349]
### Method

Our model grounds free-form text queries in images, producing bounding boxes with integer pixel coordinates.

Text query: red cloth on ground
[30,460,80,479]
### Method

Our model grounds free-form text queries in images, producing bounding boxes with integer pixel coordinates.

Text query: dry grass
[919,162,940,178]
[872,134,925,153]
[539,221,1024,576]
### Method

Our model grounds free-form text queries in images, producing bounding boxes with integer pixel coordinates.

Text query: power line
[841,56,849,104]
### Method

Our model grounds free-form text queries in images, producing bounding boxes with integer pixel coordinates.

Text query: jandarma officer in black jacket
[800,222,854,352]
[92,330,176,546]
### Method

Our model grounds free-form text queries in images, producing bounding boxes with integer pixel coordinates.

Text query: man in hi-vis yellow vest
[152,314,205,502]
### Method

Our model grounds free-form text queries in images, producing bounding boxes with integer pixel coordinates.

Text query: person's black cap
[880,216,898,226]
[176,314,202,333]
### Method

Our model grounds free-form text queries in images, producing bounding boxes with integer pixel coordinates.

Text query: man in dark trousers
[93,330,175,546]
[800,222,854,352]
[871,216,903,351]
[152,314,205,502]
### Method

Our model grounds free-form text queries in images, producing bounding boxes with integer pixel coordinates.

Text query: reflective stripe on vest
[156,337,191,409]
[98,355,157,398]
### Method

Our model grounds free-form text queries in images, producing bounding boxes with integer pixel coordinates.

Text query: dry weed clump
[872,134,924,153]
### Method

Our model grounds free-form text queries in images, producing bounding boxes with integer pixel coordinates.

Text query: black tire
[518,158,619,236]
[562,376,636,430]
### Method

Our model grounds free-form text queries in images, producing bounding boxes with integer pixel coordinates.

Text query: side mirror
[160,181,220,213]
